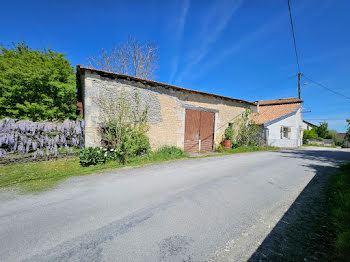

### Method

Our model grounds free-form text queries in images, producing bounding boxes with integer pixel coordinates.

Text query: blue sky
[1,0,349,132]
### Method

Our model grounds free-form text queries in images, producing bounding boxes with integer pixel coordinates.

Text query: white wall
[302,121,314,131]
[265,107,303,148]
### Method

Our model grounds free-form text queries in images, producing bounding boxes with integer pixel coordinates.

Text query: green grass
[218,146,278,154]
[328,162,350,261]
[0,146,278,193]
[303,143,337,148]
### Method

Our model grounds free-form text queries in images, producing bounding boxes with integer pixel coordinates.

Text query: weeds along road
[0,147,349,262]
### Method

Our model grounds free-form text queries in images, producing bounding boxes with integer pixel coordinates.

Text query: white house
[302,120,317,131]
[251,98,303,148]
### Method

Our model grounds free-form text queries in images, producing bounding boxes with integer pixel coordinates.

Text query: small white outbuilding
[251,98,304,148]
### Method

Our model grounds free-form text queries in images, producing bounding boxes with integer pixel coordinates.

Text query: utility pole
[298,72,301,99]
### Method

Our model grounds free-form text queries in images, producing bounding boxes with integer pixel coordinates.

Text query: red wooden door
[200,111,214,151]
[184,109,214,152]
[184,109,201,152]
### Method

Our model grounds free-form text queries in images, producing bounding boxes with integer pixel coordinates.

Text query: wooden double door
[184,109,215,152]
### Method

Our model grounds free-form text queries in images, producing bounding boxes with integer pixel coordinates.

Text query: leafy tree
[316,121,329,138]
[327,129,344,146]
[346,119,350,142]
[0,42,77,121]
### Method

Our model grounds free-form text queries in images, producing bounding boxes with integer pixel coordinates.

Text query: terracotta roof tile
[251,98,302,124]
[336,133,346,141]
[256,97,303,106]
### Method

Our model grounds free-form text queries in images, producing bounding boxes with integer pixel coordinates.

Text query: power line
[305,119,348,121]
[287,0,301,73]
[302,74,350,100]
[285,1,349,103]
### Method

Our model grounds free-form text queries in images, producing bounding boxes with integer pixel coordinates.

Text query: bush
[128,130,151,156]
[153,146,186,159]
[80,130,151,167]
[98,89,150,164]
[224,125,234,141]
[234,110,262,147]
[217,143,224,153]
[79,147,107,167]
[303,128,318,140]
[108,129,151,164]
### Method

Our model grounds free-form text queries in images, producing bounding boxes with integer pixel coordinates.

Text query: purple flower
[32,141,38,151]
[0,118,85,158]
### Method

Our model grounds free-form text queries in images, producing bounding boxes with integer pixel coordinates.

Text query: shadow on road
[248,149,350,262]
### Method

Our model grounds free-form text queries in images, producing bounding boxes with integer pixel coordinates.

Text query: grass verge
[303,144,337,148]
[217,146,278,155]
[328,161,350,261]
[0,146,278,193]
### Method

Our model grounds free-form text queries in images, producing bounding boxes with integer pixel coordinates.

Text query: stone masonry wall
[82,71,251,150]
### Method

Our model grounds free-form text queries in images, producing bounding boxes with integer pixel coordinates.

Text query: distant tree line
[303,121,345,146]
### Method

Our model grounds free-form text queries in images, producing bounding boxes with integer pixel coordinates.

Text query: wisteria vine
[0,118,84,158]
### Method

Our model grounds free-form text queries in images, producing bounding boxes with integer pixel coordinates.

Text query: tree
[87,36,159,80]
[346,119,350,141]
[0,42,77,121]
[327,129,343,146]
[316,121,329,138]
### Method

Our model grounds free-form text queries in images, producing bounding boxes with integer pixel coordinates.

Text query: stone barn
[76,66,255,152]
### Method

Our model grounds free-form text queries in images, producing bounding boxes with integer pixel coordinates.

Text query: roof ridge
[77,65,255,105]
[256,97,303,106]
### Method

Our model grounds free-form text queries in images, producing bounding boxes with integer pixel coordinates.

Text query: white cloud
[175,0,244,84]
[168,0,190,84]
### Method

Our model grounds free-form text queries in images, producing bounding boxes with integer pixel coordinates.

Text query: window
[281,126,291,139]
[264,128,269,141]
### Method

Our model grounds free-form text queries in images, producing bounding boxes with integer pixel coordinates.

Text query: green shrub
[98,90,150,164]
[217,143,224,152]
[129,130,151,156]
[224,125,234,141]
[303,128,319,140]
[154,146,186,159]
[110,129,151,164]
[80,147,107,167]
[234,110,262,146]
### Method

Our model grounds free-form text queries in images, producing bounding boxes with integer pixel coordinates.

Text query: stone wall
[306,139,335,146]
[81,71,252,150]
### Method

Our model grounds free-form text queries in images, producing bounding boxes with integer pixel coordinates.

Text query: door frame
[183,105,217,152]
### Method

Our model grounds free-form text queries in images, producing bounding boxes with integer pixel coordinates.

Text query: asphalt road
[1,147,349,262]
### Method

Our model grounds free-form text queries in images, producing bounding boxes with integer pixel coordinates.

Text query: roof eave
[76,65,255,106]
